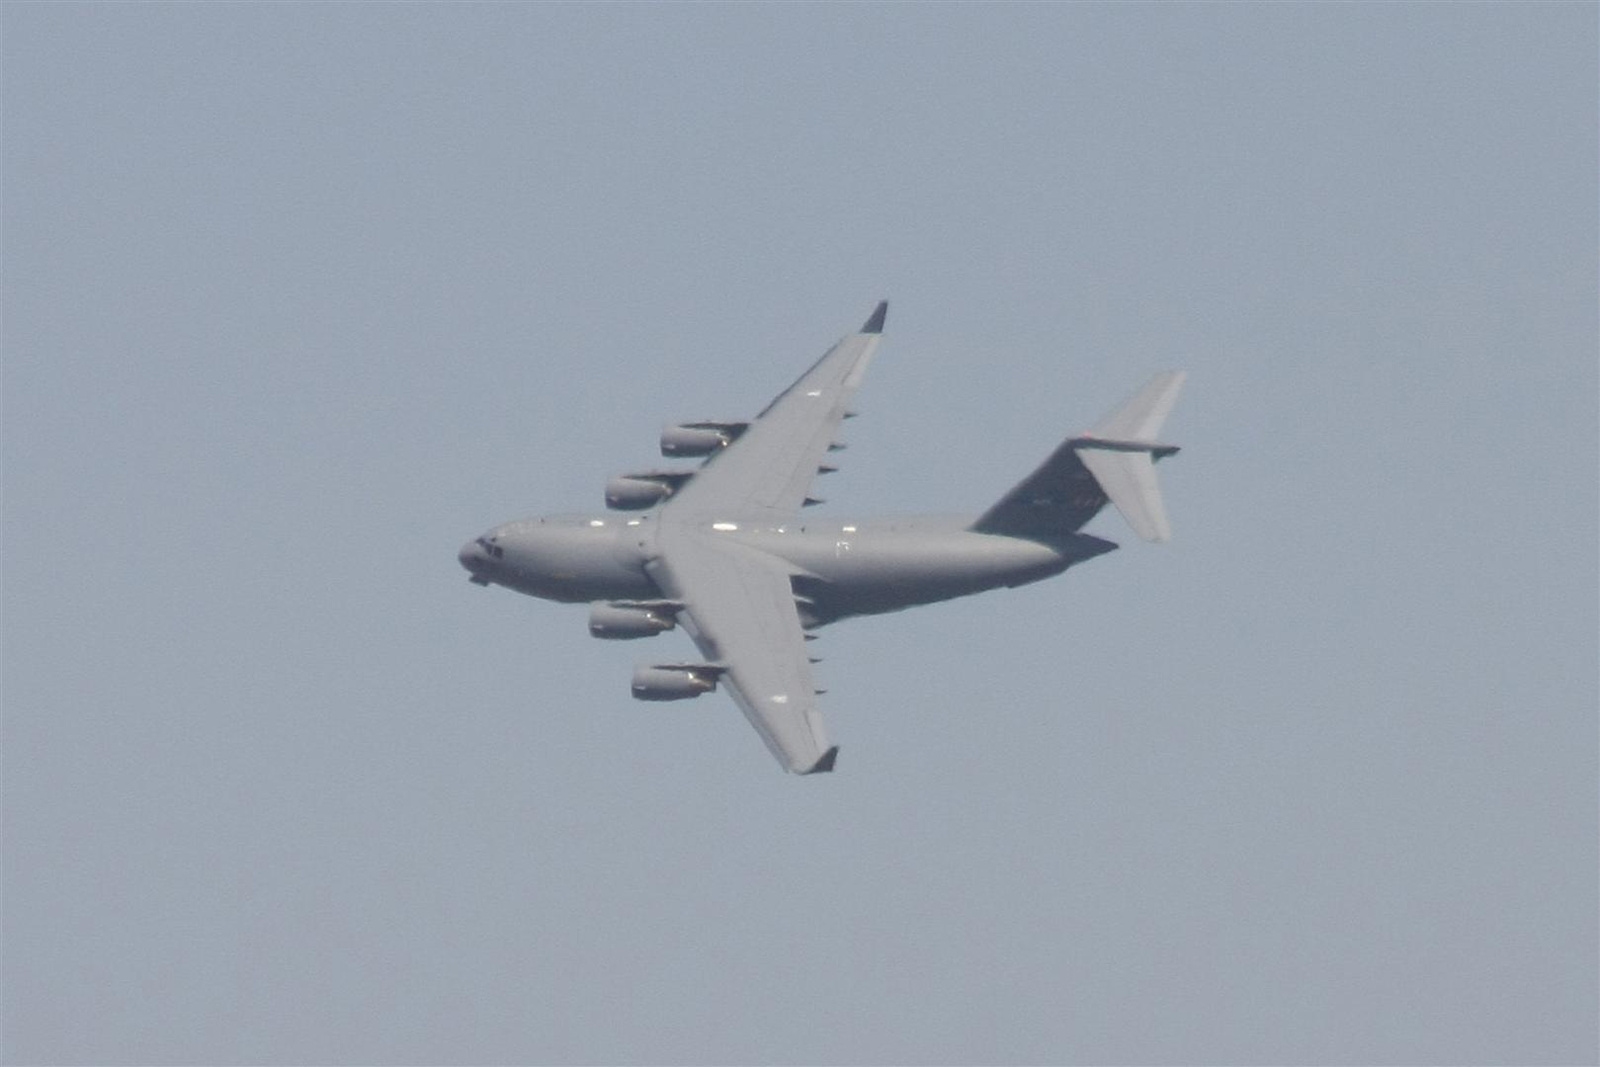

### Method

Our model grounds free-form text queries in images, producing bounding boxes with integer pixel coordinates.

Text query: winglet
[801,746,840,774]
[860,301,888,334]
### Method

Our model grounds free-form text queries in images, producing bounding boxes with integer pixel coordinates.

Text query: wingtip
[801,745,840,774]
[860,300,887,334]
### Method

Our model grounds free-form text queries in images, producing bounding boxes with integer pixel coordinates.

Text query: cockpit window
[476,536,504,559]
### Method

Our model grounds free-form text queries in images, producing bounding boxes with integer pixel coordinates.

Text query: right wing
[661,302,885,522]
[646,530,837,775]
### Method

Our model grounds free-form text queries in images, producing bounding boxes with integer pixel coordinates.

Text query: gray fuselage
[458,512,1116,625]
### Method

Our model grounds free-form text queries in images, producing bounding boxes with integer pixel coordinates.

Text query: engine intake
[631,663,723,701]
[605,470,694,510]
[589,601,680,640]
[660,421,749,458]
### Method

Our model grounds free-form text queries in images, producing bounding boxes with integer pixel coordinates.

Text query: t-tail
[970,371,1185,543]
[1071,371,1185,542]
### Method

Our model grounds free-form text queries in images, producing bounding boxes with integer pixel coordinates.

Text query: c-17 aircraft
[458,302,1184,774]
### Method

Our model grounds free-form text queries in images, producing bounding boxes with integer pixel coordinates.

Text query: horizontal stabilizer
[1074,445,1172,542]
[970,371,1184,539]
[1072,371,1185,543]
[1088,370,1185,441]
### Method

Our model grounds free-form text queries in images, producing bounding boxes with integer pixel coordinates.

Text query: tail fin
[969,371,1184,542]
[1071,372,1185,542]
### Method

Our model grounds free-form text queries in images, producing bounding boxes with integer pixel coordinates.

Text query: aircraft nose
[458,539,480,572]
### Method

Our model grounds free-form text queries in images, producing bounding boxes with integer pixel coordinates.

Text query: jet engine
[604,470,693,510]
[660,421,748,458]
[589,601,679,639]
[630,663,723,701]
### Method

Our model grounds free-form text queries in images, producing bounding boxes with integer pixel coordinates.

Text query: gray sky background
[4,5,1595,1065]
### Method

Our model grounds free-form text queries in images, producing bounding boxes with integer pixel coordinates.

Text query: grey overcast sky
[3,4,1595,1065]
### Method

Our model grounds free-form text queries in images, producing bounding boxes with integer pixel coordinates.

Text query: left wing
[661,302,885,521]
[646,531,837,775]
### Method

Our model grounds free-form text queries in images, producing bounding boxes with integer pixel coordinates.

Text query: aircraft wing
[661,302,886,521]
[646,533,837,775]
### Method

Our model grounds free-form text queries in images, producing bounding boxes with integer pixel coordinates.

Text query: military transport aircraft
[458,302,1184,774]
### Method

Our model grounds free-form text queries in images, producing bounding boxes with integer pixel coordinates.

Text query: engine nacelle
[660,421,749,458]
[605,470,693,510]
[589,601,678,640]
[631,664,722,701]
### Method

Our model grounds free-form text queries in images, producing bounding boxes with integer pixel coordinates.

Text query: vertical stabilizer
[969,371,1185,540]
[1072,372,1185,543]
